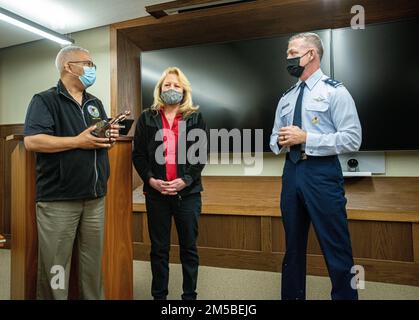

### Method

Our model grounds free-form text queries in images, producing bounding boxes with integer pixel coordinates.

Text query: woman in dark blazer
[133,67,207,300]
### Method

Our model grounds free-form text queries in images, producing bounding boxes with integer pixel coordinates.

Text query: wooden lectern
[7,135,133,300]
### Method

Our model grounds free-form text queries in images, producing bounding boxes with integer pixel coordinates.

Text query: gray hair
[289,32,324,60]
[55,45,90,73]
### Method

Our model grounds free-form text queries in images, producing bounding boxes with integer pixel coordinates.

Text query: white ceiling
[0,0,166,48]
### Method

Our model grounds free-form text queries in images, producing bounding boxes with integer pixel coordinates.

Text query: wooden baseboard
[133,242,419,287]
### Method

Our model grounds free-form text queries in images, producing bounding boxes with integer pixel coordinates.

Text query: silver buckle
[301,152,308,160]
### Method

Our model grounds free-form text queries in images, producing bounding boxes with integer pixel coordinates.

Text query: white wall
[202,151,419,176]
[0,26,110,124]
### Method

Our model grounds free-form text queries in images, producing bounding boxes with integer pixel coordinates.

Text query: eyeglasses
[68,60,97,69]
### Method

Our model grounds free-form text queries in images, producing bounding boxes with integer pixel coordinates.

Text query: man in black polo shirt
[24,46,118,300]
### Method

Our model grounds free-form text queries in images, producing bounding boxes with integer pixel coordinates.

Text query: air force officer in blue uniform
[270,32,362,300]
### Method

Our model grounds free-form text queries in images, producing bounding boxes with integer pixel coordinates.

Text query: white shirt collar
[296,68,324,91]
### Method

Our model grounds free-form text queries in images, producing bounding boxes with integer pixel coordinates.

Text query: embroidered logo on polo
[87,105,100,118]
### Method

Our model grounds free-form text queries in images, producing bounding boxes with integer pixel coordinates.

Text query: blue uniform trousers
[280,154,358,300]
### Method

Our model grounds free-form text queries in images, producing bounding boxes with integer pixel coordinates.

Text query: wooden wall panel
[413,223,419,263]
[271,217,285,253]
[103,138,134,299]
[0,135,4,240]
[0,124,24,246]
[10,142,37,299]
[110,29,142,122]
[271,217,414,262]
[133,176,419,285]
[260,216,272,253]
[349,221,413,262]
[132,212,144,243]
[139,214,262,250]
[198,215,261,250]
[110,28,142,190]
[200,176,281,216]
[4,135,20,236]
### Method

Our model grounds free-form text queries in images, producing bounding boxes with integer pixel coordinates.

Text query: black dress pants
[145,192,201,300]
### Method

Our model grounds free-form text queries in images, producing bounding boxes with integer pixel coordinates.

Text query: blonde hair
[150,67,199,118]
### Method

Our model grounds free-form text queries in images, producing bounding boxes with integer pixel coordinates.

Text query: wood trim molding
[134,202,419,222]
[109,28,141,125]
[110,26,118,118]
[133,176,419,222]
[146,0,256,18]
[112,0,419,51]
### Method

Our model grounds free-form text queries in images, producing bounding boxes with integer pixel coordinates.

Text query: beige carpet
[1,249,419,300]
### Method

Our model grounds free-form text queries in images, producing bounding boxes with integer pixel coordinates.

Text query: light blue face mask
[79,66,96,88]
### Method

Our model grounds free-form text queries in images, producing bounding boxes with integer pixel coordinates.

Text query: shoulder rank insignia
[282,84,297,97]
[323,78,343,88]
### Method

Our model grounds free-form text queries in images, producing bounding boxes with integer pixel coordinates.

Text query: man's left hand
[278,126,307,147]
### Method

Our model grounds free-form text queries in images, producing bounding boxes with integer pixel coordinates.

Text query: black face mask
[286,50,311,78]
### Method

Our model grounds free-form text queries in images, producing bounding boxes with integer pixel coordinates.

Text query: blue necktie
[289,82,306,163]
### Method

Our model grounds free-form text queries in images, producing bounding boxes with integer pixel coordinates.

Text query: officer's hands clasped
[278,125,307,147]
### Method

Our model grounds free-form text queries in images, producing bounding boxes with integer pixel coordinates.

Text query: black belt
[286,152,337,161]
[286,151,308,161]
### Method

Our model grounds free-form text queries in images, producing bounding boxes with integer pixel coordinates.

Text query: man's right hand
[75,126,114,149]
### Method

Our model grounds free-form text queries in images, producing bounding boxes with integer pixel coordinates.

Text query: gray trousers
[36,197,105,300]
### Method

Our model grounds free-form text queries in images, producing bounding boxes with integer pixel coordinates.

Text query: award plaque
[92,110,131,138]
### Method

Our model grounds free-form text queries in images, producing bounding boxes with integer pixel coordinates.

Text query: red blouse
[160,110,182,181]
